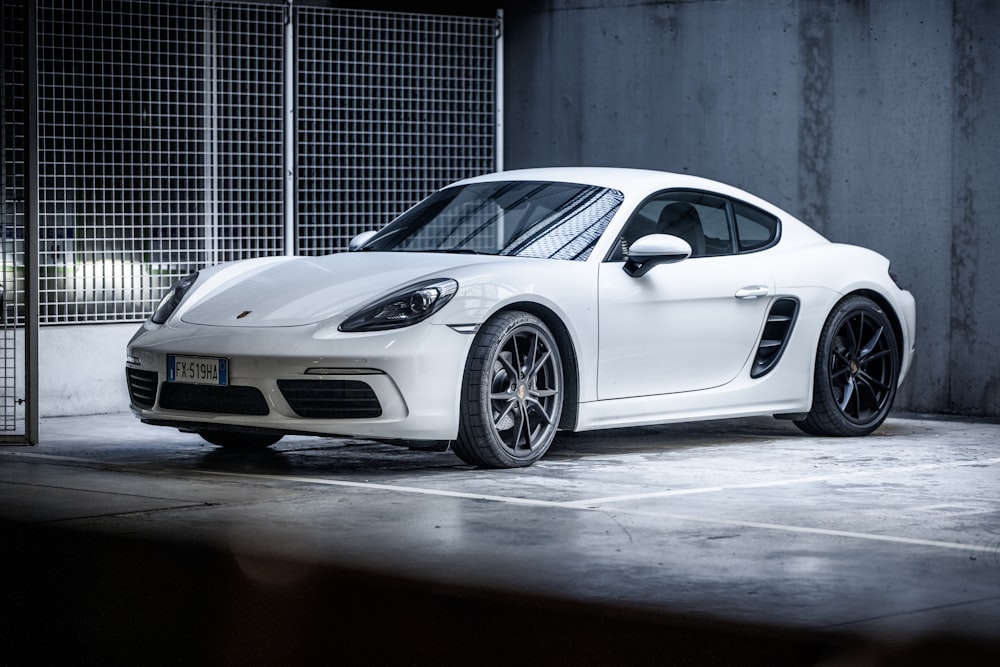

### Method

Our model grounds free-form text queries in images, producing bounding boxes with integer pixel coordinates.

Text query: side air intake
[750,298,799,379]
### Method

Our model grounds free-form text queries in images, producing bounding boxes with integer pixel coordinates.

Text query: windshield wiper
[424,248,486,255]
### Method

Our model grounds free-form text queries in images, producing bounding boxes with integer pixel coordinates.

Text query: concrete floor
[2,413,999,664]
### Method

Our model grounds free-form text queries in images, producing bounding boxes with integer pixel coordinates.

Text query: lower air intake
[159,383,270,416]
[278,379,382,419]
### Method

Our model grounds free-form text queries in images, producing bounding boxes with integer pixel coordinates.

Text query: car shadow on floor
[182,416,928,476]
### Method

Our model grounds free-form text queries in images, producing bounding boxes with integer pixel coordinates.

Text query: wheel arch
[845,288,905,361]
[488,302,580,431]
[795,288,902,436]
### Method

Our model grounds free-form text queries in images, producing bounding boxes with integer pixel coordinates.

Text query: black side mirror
[623,234,692,277]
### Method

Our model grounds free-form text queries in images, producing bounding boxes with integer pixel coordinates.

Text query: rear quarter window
[733,202,779,252]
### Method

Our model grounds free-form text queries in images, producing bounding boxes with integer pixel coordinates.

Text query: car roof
[456,167,781,214]
[454,166,830,247]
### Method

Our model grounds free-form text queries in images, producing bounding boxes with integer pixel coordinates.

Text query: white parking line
[193,467,1000,555]
[6,449,995,555]
[593,507,999,554]
[193,469,565,507]
[560,456,1000,508]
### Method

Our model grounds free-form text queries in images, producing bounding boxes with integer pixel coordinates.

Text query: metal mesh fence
[2,0,25,431]
[211,3,285,262]
[296,8,497,255]
[35,0,287,323]
[16,0,496,324]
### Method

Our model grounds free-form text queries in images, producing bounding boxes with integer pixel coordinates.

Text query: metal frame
[25,0,38,443]
[1,0,500,443]
[26,0,497,321]
[0,0,37,444]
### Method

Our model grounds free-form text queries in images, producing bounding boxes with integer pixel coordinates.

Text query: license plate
[167,355,229,386]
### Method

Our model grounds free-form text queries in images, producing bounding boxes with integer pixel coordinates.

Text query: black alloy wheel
[796,296,899,436]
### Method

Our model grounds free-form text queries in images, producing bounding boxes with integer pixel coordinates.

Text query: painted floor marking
[193,469,564,507]
[192,468,1000,555]
[559,456,1000,507]
[6,450,998,554]
[594,507,998,554]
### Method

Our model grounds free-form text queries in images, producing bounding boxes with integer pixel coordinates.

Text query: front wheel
[454,311,564,468]
[795,296,899,436]
[198,430,283,450]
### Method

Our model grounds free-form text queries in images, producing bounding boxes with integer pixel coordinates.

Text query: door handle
[735,285,771,299]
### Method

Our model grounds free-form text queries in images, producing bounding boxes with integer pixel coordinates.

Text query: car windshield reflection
[362,181,624,261]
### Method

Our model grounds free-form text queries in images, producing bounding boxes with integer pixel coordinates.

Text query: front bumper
[126,320,475,441]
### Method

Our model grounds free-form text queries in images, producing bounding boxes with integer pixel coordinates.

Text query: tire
[198,430,282,449]
[454,311,564,468]
[795,296,899,436]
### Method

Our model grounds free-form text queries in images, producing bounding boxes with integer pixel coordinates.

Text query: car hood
[178,252,502,327]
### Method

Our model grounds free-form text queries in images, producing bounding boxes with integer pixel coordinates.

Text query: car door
[596,191,775,400]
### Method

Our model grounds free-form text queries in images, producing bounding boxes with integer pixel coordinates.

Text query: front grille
[159,383,270,416]
[278,379,382,419]
[126,368,159,409]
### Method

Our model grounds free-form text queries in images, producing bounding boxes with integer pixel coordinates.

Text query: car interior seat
[657,202,705,256]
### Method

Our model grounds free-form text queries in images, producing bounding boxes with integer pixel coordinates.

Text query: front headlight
[151,272,199,324]
[339,278,458,332]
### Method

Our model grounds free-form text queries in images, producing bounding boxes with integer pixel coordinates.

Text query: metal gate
[295,7,499,254]
[0,0,500,442]
[1,0,32,442]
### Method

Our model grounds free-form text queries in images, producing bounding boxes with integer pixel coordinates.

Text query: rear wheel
[454,311,563,468]
[795,296,899,436]
[198,430,282,450]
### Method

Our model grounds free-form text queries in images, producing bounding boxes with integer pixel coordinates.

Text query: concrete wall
[18,325,134,418]
[503,0,1000,416]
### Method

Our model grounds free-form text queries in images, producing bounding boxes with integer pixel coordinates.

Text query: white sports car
[127,167,916,467]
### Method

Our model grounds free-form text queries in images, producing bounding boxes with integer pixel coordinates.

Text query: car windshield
[360,181,624,261]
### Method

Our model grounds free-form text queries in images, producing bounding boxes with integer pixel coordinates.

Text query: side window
[611,191,733,261]
[733,202,779,252]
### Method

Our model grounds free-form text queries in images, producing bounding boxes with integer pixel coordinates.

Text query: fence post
[25,0,39,443]
[283,0,296,257]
